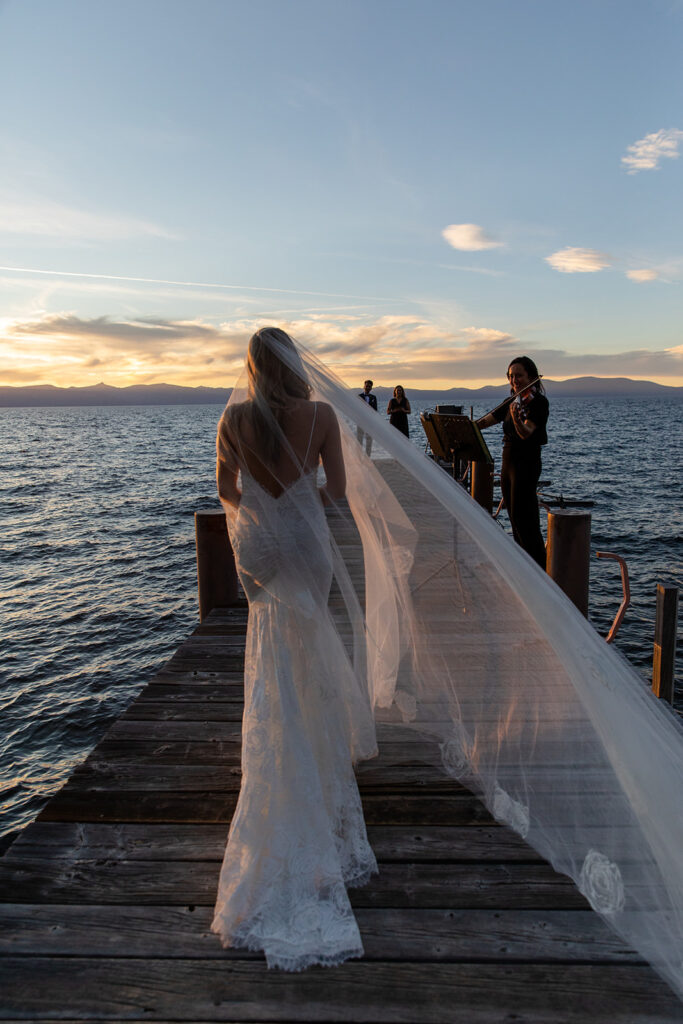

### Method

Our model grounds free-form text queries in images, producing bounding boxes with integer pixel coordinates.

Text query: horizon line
[1,375,682,392]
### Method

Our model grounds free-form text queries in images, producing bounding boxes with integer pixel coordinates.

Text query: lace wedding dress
[212,329,683,1001]
[211,463,378,970]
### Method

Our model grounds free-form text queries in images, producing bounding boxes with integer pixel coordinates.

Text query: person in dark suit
[357,379,377,456]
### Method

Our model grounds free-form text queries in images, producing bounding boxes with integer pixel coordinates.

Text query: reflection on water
[1,397,681,840]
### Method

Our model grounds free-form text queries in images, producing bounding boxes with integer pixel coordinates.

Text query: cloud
[0,195,178,241]
[621,129,683,173]
[460,327,514,346]
[1,311,517,387]
[1,312,251,385]
[0,264,394,302]
[12,313,222,344]
[545,248,610,274]
[626,269,659,283]
[441,223,502,251]
[0,366,53,384]
[4,311,682,389]
[0,271,375,320]
[438,264,505,277]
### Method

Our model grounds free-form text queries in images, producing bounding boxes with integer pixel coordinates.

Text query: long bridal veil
[219,331,683,998]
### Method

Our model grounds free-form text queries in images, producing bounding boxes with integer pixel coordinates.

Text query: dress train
[211,472,377,970]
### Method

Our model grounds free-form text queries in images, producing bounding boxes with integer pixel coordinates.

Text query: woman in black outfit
[387,385,411,437]
[477,357,549,568]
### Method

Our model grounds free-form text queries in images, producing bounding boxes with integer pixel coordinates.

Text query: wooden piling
[546,510,591,616]
[652,584,679,704]
[194,508,239,620]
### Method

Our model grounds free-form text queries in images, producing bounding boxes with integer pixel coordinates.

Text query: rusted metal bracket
[596,551,631,643]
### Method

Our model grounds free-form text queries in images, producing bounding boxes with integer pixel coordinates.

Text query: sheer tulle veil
[217,329,683,998]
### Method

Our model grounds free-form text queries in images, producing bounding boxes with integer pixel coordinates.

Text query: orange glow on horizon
[1,371,682,391]
[2,313,682,391]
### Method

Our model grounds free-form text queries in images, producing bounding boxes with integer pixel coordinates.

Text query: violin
[482,375,544,421]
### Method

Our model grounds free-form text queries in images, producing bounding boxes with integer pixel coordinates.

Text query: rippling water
[1,397,681,841]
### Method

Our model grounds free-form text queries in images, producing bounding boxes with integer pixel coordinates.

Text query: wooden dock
[2,504,682,1022]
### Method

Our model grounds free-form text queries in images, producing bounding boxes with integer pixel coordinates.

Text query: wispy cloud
[0,195,178,241]
[1,313,250,387]
[322,251,505,277]
[0,273,374,322]
[621,129,683,173]
[545,247,610,274]
[628,256,683,284]
[437,263,505,277]
[460,327,514,346]
[1,312,515,387]
[11,313,222,344]
[626,269,659,283]
[3,311,682,389]
[0,264,396,303]
[442,223,502,252]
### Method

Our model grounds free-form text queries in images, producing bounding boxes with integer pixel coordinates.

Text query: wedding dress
[212,330,683,1001]
[211,413,378,971]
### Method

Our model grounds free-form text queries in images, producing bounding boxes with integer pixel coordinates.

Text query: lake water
[1,397,681,842]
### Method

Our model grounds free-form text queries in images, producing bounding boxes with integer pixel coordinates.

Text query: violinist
[477,357,549,568]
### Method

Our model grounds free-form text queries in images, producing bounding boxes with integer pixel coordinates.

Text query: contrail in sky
[0,265,397,303]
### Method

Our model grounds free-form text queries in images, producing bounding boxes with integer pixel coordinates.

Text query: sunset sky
[1,0,682,389]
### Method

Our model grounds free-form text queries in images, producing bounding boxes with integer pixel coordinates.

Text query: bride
[212,327,683,1001]
[211,327,378,970]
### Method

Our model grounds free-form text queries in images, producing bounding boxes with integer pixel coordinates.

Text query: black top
[388,397,409,416]
[493,390,549,454]
[388,398,410,436]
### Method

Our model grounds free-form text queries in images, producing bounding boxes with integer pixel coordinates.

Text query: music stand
[421,411,493,467]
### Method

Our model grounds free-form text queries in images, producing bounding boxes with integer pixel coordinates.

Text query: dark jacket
[359,392,378,411]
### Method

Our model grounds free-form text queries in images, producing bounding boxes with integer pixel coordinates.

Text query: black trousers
[500,446,546,568]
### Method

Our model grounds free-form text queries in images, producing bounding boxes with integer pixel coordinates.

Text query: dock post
[546,509,591,616]
[471,462,494,513]
[195,508,239,620]
[652,583,679,704]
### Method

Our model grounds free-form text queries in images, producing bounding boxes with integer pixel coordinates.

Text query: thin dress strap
[303,402,318,468]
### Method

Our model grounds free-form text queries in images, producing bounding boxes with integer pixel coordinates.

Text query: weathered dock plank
[35,789,493,826]
[2,490,681,1021]
[35,784,634,829]
[62,763,463,791]
[1,821,539,862]
[58,762,629,801]
[0,858,584,908]
[0,904,639,963]
[2,958,681,1023]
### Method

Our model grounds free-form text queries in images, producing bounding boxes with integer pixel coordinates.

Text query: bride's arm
[216,421,242,508]
[319,404,346,505]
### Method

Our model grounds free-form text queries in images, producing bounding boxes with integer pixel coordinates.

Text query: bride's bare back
[217,398,345,506]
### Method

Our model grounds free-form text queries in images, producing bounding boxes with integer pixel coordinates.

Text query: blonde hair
[233,327,311,466]
[247,328,310,407]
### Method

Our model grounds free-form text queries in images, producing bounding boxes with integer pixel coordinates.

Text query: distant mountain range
[0,376,681,408]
